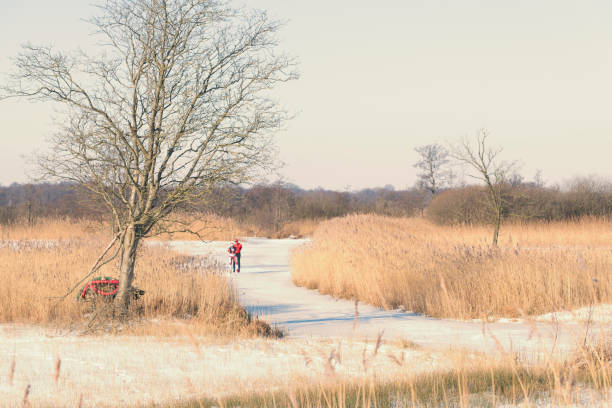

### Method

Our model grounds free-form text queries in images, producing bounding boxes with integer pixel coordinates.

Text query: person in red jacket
[227,242,237,273]
[233,239,243,273]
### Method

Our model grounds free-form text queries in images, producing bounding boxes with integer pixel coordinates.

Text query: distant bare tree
[450,129,517,246]
[507,172,524,188]
[414,144,450,195]
[2,0,297,317]
[533,169,545,188]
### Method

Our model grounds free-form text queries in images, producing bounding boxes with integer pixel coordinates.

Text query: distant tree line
[0,182,427,230]
[427,177,612,225]
[2,176,612,230]
[196,183,427,233]
[0,182,106,225]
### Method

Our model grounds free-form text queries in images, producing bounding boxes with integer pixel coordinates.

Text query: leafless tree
[414,143,450,195]
[450,129,517,246]
[533,169,545,188]
[2,0,298,317]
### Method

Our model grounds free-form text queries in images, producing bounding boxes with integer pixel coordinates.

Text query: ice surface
[169,238,592,355]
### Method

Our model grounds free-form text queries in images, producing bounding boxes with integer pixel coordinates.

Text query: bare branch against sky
[2,0,298,316]
[450,129,518,246]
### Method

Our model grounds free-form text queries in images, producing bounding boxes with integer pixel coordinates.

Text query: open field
[0,327,448,407]
[4,217,612,406]
[4,322,612,407]
[4,324,612,407]
[171,238,603,358]
[291,215,612,320]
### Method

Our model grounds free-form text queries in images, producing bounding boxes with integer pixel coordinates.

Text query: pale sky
[1,1,612,190]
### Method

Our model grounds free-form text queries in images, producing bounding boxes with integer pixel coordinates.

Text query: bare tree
[2,0,298,317]
[450,129,517,246]
[414,144,450,195]
[533,169,545,188]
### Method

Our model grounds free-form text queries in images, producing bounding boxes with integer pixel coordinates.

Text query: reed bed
[151,212,319,240]
[175,340,612,407]
[0,214,244,241]
[292,215,612,319]
[0,216,108,241]
[0,220,271,336]
[151,212,258,241]
[273,218,321,238]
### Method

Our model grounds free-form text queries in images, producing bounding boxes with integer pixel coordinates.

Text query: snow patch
[0,325,443,407]
[535,304,612,323]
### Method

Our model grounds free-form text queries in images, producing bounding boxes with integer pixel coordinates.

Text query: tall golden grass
[0,218,273,336]
[1,213,318,243]
[177,338,612,407]
[0,216,109,241]
[151,212,319,240]
[292,214,612,319]
[151,212,258,241]
[270,218,321,239]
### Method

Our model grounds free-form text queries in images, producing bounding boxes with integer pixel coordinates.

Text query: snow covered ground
[169,238,597,356]
[535,304,612,323]
[0,238,606,407]
[0,325,446,407]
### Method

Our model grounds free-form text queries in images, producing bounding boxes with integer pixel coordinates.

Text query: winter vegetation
[174,354,612,408]
[4,172,612,236]
[3,163,612,407]
[292,214,612,319]
[3,216,612,406]
[12,324,612,407]
[2,0,612,405]
[0,218,276,337]
[2,0,299,319]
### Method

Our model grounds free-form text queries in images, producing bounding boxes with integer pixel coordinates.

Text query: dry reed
[292,214,612,319]
[0,218,271,336]
[150,212,257,241]
[150,212,319,240]
[176,343,612,407]
[270,218,321,239]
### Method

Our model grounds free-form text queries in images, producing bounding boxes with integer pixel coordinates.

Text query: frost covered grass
[0,219,274,337]
[4,324,612,407]
[292,214,612,320]
[169,342,612,408]
[0,330,445,407]
[170,370,573,408]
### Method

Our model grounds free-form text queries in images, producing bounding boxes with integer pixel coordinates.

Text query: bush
[425,186,494,225]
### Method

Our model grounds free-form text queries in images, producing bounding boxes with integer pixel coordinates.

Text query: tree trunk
[492,207,502,247]
[114,225,139,319]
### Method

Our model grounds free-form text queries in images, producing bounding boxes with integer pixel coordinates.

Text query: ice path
[169,238,587,355]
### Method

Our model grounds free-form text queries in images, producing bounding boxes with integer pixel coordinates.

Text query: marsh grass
[170,357,612,407]
[292,214,612,319]
[0,216,108,241]
[0,218,277,337]
[163,323,612,408]
[151,212,320,240]
[151,212,257,241]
